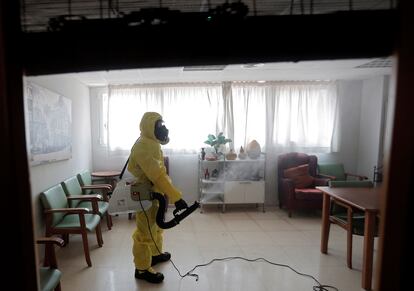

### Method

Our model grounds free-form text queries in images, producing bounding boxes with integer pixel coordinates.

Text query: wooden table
[316,186,380,290]
[91,171,121,188]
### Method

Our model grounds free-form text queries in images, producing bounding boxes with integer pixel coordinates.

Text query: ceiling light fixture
[242,63,264,69]
[183,65,226,71]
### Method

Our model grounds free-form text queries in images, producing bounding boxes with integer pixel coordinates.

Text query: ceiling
[69,58,393,87]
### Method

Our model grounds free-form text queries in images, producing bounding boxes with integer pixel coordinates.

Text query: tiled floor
[55,206,378,291]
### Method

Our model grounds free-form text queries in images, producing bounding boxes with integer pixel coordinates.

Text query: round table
[91,171,121,188]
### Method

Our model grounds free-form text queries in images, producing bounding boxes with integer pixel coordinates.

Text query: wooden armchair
[318,163,368,182]
[77,170,113,197]
[327,180,378,269]
[62,176,112,230]
[40,184,103,267]
[37,236,64,291]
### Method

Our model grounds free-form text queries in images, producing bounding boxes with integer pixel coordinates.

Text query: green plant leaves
[204,133,232,149]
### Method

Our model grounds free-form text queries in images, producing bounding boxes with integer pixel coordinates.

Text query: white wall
[26,75,92,237]
[357,76,387,179]
[318,80,363,173]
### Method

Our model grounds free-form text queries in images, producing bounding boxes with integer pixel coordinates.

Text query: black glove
[174,199,188,212]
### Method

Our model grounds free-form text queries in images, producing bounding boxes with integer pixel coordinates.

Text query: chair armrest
[280,178,295,199]
[281,178,295,189]
[345,173,368,180]
[67,194,103,201]
[45,207,89,215]
[67,195,102,214]
[81,185,111,201]
[331,198,354,212]
[314,177,330,186]
[82,184,112,191]
[36,237,64,268]
[36,236,65,247]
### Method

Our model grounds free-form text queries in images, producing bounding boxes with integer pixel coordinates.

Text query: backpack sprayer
[118,157,200,229]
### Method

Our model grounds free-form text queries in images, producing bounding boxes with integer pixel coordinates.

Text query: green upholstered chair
[36,237,64,291]
[62,176,112,230]
[328,180,378,269]
[77,170,113,196]
[40,184,103,267]
[318,163,368,182]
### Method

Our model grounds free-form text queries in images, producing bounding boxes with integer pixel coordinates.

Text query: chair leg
[324,220,332,251]
[81,230,92,267]
[62,234,69,246]
[96,223,103,247]
[55,282,62,291]
[288,210,292,217]
[106,212,112,230]
[347,208,353,269]
[347,228,353,269]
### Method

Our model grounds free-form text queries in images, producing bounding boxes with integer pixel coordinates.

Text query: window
[106,84,223,153]
[101,81,337,154]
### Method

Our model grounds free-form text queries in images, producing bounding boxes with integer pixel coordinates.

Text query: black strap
[120,157,129,179]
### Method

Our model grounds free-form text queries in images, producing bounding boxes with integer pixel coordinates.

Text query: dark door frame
[1,1,411,290]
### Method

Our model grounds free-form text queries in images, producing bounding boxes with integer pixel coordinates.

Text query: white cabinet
[224,181,265,211]
[198,158,265,212]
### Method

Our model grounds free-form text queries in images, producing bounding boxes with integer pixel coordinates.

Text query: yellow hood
[140,112,162,141]
[128,111,182,204]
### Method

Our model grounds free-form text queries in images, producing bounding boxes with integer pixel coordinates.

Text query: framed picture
[25,82,72,166]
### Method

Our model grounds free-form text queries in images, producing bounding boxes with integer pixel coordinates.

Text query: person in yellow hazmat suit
[128,112,188,283]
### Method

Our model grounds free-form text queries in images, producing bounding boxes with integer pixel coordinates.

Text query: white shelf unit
[198,158,265,212]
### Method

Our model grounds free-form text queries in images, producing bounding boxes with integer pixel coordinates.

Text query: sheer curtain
[106,81,338,154]
[107,84,223,154]
[231,84,267,151]
[231,81,338,153]
[269,81,338,152]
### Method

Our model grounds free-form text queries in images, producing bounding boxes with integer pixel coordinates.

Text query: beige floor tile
[223,219,260,231]
[56,208,372,291]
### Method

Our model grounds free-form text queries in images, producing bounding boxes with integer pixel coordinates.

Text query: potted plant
[204,132,232,158]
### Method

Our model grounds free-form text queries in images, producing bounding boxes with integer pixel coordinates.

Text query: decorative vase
[225,149,237,160]
[238,146,247,160]
[246,140,261,159]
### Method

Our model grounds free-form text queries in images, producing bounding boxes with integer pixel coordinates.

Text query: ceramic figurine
[238,146,247,160]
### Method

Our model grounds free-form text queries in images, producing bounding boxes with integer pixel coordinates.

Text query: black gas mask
[154,119,169,145]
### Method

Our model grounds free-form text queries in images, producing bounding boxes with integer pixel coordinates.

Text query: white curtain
[231,81,338,153]
[107,84,224,154]
[271,81,338,152]
[105,81,338,154]
[231,84,267,152]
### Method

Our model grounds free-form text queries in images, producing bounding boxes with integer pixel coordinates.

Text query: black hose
[152,192,179,229]
[152,192,200,229]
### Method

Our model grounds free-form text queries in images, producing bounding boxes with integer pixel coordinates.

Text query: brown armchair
[277,152,330,217]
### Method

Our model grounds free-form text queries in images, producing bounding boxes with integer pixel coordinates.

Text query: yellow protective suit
[128,112,182,271]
